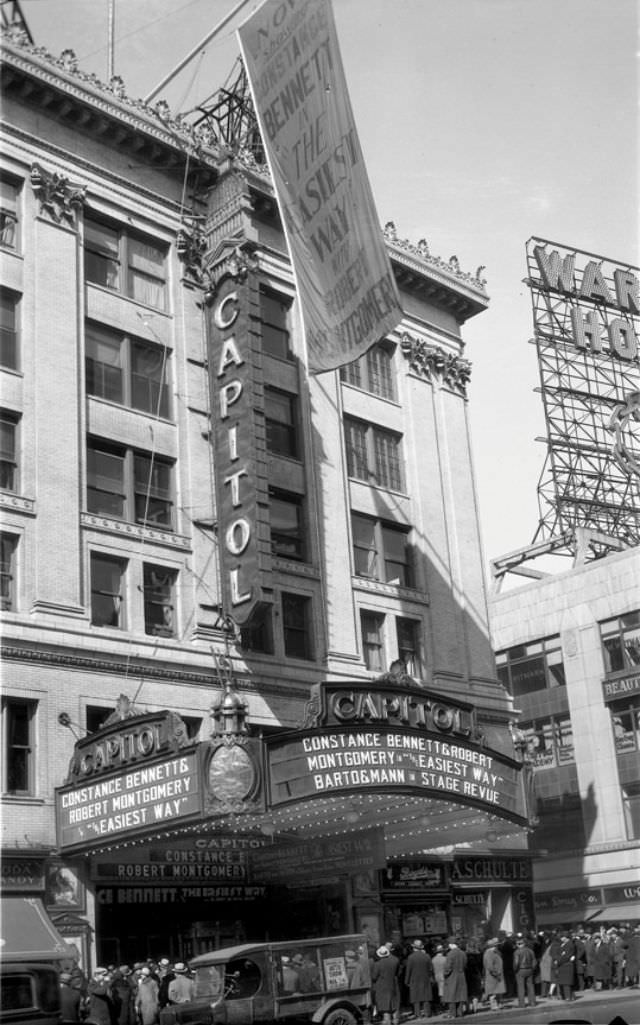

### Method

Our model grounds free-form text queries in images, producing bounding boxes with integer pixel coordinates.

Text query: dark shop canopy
[0,897,72,961]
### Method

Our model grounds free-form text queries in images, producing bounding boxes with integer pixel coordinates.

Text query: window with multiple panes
[143,563,177,637]
[496,636,565,698]
[259,288,292,360]
[361,610,385,671]
[0,289,19,371]
[518,714,575,770]
[2,698,36,795]
[90,553,126,628]
[622,782,640,840]
[86,323,170,418]
[351,513,412,586]
[265,387,298,458]
[240,606,274,655]
[0,179,19,250]
[282,592,313,660]
[87,439,174,529]
[611,697,640,753]
[270,489,305,561]
[344,417,404,491]
[0,533,17,611]
[340,342,396,400]
[397,617,422,677]
[84,214,167,310]
[600,610,640,674]
[0,412,18,492]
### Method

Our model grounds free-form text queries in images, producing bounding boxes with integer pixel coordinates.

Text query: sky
[21,0,640,574]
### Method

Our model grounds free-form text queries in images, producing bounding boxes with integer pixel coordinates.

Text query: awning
[586,902,640,922]
[535,908,601,926]
[0,897,72,961]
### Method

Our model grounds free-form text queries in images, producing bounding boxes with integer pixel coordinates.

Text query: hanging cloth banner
[237,0,403,373]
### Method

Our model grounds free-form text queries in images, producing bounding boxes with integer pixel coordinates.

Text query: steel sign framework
[526,237,640,559]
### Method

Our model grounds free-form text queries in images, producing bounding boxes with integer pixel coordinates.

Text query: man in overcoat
[482,938,506,1011]
[404,939,433,1019]
[513,937,537,1008]
[371,946,401,1025]
[554,932,576,1001]
[442,938,467,1020]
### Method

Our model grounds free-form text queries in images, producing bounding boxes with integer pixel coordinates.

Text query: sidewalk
[399,984,639,1020]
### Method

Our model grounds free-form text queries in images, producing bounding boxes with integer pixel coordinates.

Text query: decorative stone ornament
[30,162,86,227]
[401,332,472,397]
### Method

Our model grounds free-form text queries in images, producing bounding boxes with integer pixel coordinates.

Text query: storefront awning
[586,903,640,922]
[536,908,601,926]
[0,896,72,960]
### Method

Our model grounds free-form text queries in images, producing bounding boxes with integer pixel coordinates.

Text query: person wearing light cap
[167,963,193,1005]
[85,967,114,1025]
[135,966,159,1025]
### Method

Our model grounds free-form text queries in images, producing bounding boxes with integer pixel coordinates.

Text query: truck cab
[160,935,371,1025]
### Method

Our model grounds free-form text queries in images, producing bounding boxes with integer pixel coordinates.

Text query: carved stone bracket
[176,218,208,284]
[202,241,259,303]
[30,162,86,227]
[401,332,472,396]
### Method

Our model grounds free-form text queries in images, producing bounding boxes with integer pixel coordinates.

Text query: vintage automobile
[0,897,72,1025]
[159,935,371,1025]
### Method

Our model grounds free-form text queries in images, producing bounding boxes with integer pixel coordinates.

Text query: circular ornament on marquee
[208,743,256,804]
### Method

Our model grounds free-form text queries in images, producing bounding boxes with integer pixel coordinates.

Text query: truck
[159,935,371,1025]
[0,897,72,1025]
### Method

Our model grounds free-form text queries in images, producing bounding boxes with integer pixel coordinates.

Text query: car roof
[189,935,365,968]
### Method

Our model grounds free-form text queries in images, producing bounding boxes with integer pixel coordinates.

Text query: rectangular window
[0,412,18,492]
[622,783,640,840]
[0,289,19,371]
[282,592,313,660]
[397,617,422,677]
[84,214,167,311]
[520,715,576,770]
[87,440,174,530]
[240,606,274,655]
[601,610,640,674]
[497,635,566,698]
[86,706,113,733]
[86,324,170,417]
[265,388,298,458]
[2,698,36,795]
[270,489,305,560]
[0,533,17,611]
[344,418,404,492]
[367,344,395,400]
[361,610,384,671]
[143,563,177,637]
[259,288,292,360]
[0,179,19,250]
[611,698,640,753]
[351,513,412,586]
[90,553,126,628]
[340,343,395,399]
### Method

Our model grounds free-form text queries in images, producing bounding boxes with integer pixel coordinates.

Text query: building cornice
[0,32,219,183]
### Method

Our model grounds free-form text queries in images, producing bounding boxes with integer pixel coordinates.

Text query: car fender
[311,998,361,1023]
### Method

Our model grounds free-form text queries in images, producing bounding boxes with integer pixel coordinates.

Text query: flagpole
[143,0,255,104]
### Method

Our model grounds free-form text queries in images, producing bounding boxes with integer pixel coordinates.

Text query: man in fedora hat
[167,964,193,1004]
[371,945,401,1025]
[404,939,433,1019]
[443,938,467,1019]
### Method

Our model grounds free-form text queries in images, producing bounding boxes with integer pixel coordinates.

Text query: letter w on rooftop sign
[237,0,402,373]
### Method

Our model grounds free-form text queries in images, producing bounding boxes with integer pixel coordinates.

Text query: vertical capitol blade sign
[209,264,272,626]
[237,0,403,373]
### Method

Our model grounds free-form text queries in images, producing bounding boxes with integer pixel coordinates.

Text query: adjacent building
[490,545,640,927]
[1,24,531,966]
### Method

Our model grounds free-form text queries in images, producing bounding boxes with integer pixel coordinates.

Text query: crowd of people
[368,922,640,1020]
[58,959,194,1024]
[56,921,639,1024]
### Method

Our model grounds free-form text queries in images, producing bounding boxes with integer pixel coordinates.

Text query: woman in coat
[482,939,506,1011]
[442,939,467,1019]
[371,946,401,1025]
[404,940,433,1018]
